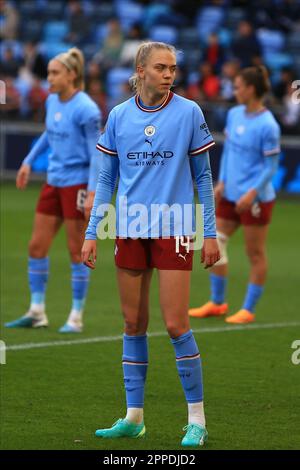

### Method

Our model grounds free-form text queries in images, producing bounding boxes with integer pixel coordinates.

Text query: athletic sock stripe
[176,353,200,361]
[122,360,148,366]
[28,270,48,274]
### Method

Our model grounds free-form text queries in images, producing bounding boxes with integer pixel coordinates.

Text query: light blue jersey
[86,91,216,239]
[23,91,102,190]
[219,105,281,202]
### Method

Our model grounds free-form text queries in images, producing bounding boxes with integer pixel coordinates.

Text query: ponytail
[54,47,85,90]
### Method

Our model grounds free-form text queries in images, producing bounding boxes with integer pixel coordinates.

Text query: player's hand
[214,182,224,206]
[81,239,97,269]
[16,164,31,189]
[201,238,220,269]
[235,189,257,214]
[84,191,95,221]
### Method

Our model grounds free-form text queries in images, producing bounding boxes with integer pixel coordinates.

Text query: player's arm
[81,109,103,219]
[82,153,119,269]
[17,131,49,189]
[190,152,220,269]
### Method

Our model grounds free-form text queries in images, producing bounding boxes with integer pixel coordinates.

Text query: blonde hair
[54,47,85,90]
[129,41,176,94]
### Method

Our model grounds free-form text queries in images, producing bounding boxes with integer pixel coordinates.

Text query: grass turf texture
[1,182,299,450]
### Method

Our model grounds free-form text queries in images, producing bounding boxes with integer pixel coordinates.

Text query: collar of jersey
[135,91,174,112]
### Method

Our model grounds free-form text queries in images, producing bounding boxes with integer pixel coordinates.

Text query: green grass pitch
[1,182,299,450]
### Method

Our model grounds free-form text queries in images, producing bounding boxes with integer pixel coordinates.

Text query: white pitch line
[5,321,300,352]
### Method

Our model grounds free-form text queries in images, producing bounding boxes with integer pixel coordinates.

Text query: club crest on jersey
[54,112,62,122]
[144,125,156,137]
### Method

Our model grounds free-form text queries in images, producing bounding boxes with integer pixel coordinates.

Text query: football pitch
[1,182,299,450]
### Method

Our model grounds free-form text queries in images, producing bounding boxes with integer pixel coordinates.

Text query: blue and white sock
[242,283,264,313]
[69,262,90,321]
[171,330,204,401]
[210,273,227,304]
[123,334,148,423]
[28,257,49,312]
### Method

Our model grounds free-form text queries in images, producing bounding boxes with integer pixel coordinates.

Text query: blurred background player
[5,47,102,333]
[82,42,220,447]
[189,65,281,324]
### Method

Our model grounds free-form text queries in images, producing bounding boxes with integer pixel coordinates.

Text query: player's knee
[28,239,47,258]
[124,317,147,336]
[246,248,265,265]
[213,231,229,266]
[165,321,187,339]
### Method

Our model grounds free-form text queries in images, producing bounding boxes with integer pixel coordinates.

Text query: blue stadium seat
[44,22,69,42]
[149,26,178,45]
[196,6,225,39]
[106,67,133,98]
[93,24,109,45]
[225,8,246,30]
[43,1,64,20]
[287,31,300,54]
[115,1,143,32]
[39,42,70,60]
[257,29,285,54]
[0,40,23,61]
[264,52,293,71]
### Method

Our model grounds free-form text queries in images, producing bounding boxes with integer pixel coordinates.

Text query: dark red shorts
[115,236,194,270]
[36,183,87,219]
[216,197,275,225]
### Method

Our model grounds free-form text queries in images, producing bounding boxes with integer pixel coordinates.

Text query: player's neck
[139,89,168,107]
[58,87,79,102]
[245,99,265,114]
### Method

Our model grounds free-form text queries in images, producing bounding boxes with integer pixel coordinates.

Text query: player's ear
[137,65,145,79]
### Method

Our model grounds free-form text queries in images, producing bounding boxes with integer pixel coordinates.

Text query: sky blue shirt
[86,91,216,239]
[23,91,102,190]
[219,105,281,202]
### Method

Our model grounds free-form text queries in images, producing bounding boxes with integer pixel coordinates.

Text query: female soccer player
[5,48,102,333]
[82,42,220,447]
[189,65,281,323]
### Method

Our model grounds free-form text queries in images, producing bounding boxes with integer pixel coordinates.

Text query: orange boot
[188,301,228,318]
[225,309,255,324]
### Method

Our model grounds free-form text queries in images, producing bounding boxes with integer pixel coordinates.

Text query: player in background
[5,47,102,333]
[189,65,281,323]
[82,42,220,447]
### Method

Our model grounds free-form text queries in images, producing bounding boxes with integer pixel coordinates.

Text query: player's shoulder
[260,108,280,130]
[76,91,99,110]
[172,93,202,112]
[112,96,136,115]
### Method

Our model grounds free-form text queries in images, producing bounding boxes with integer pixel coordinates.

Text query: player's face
[139,50,176,96]
[47,60,76,94]
[234,76,255,104]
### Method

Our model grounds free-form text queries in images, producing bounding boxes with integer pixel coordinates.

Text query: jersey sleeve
[96,109,118,157]
[188,105,215,156]
[261,120,281,157]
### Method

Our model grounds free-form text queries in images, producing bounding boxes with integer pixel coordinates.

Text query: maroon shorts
[216,197,275,225]
[115,236,194,270]
[36,183,87,219]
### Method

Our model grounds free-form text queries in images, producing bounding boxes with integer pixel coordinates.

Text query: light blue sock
[71,262,90,312]
[242,283,264,313]
[28,257,49,306]
[210,273,227,304]
[122,334,148,408]
[171,330,203,403]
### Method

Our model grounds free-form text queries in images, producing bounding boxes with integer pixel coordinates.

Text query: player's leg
[60,217,90,333]
[5,211,62,328]
[226,223,269,323]
[158,268,207,446]
[189,216,240,318]
[58,184,90,333]
[95,265,152,439]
